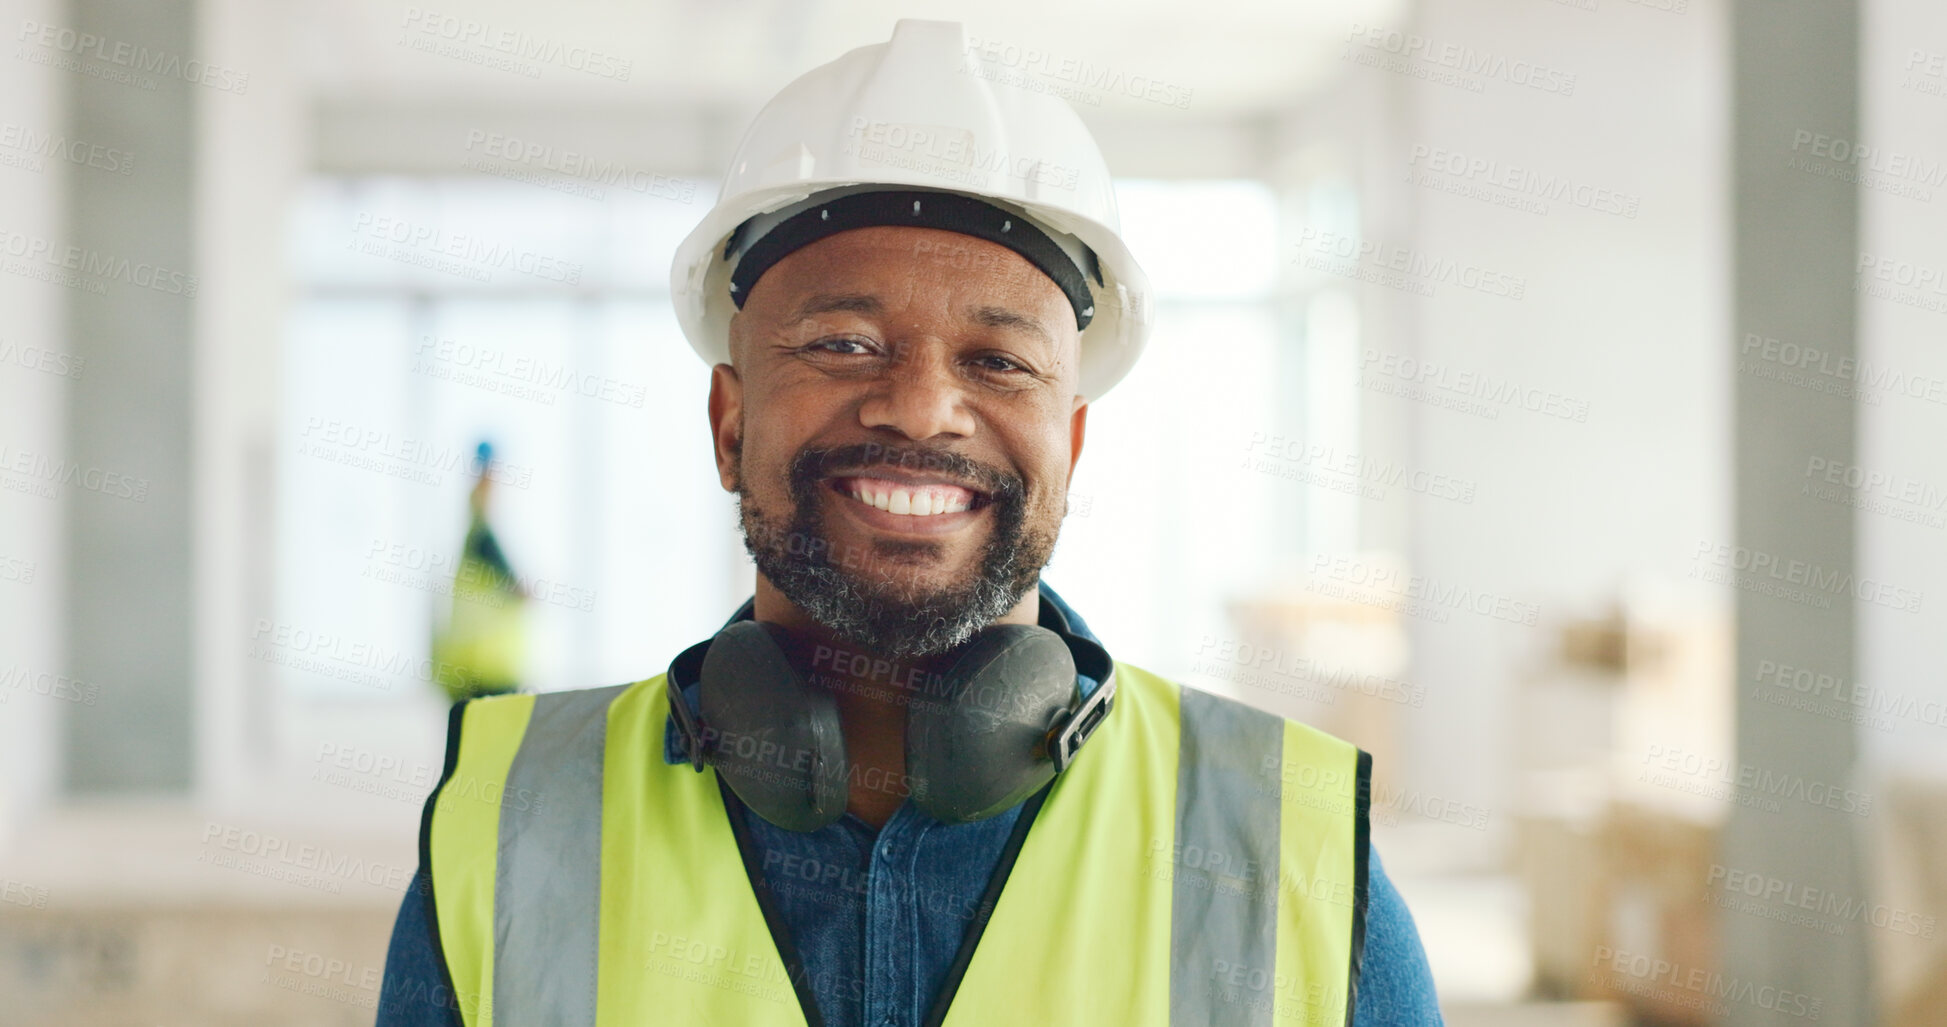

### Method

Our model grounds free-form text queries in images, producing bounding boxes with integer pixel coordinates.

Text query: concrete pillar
[61,0,197,793]
[1726,1,1874,1022]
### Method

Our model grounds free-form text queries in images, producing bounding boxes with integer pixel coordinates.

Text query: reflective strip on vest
[424,662,1368,1026]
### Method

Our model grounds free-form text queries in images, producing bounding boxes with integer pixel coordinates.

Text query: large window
[281,175,739,711]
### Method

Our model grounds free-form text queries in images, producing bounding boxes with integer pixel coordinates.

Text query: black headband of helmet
[725,190,1100,331]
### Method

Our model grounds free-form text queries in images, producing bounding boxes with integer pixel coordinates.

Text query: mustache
[787,441,1026,505]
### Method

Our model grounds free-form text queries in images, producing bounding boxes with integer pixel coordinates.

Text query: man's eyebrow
[969,305,1052,346]
[789,293,883,322]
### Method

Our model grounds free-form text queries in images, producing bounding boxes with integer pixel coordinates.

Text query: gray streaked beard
[734,440,1054,658]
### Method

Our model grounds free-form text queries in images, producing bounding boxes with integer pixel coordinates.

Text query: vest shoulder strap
[943,662,1370,1027]
[423,678,810,1027]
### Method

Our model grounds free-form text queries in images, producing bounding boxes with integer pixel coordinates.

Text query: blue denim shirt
[377,583,1444,1025]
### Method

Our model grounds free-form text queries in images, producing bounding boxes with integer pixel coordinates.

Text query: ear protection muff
[697,621,849,832]
[906,624,1081,823]
[666,609,1117,832]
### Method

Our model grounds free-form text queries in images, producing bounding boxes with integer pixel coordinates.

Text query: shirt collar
[661,580,1103,766]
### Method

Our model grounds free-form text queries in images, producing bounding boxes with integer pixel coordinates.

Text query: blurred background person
[430,440,527,702]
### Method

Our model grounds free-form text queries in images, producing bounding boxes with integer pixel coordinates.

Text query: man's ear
[708,362,743,492]
[1066,395,1088,485]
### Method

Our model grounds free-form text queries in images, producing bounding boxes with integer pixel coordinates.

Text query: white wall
[193,0,314,814]
[0,0,71,850]
[1859,0,1947,779]
[1381,0,1730,866]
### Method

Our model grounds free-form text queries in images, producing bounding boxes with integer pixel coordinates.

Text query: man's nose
[858,343,977,440]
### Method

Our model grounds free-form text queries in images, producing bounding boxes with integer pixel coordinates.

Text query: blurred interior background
[2,0,1943,1023]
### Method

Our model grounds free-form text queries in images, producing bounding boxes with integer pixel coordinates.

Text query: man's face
[708,224,1088,658]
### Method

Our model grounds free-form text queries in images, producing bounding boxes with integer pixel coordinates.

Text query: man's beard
[733,439,1058,659]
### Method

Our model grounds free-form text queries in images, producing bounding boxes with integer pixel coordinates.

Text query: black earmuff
[697,621,849,832]
[905,625,1079,823]
[665,606,1117,832]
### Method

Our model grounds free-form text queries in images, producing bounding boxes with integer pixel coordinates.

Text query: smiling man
[723,224,1073,663]
[718,220,1085,831]
[377,19,1440,1027]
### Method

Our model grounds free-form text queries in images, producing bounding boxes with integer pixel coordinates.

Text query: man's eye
[808,337,875,355]
[973,355,1025,373]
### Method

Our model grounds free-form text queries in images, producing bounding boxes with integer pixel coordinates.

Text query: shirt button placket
[865,831,894,1025]
[867,815,918,1027]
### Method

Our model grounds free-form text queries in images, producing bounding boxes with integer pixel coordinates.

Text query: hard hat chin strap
[724,188,1101,331]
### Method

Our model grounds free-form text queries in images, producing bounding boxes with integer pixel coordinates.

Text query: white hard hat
[670,18,1152,403]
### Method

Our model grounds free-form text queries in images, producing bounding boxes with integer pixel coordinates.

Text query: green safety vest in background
[429,517,526,702]
[421,661,1371,1026]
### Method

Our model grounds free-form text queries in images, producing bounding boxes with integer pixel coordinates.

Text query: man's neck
[750,577,1041,828]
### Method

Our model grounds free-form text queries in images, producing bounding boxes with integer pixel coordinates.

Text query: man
[377,19,1441,1026]
[429,440,527,703]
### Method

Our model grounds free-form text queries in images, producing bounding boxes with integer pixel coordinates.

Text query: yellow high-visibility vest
[422,660,1370,1026]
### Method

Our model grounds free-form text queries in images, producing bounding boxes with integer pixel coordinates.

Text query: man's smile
[822,474,993,537]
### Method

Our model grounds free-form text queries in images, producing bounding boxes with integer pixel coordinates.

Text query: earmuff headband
[665,600,1117,828]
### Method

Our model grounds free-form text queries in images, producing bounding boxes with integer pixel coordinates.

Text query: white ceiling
[294,0,1405,119]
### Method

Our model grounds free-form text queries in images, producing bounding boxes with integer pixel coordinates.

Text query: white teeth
[844,483,974,516]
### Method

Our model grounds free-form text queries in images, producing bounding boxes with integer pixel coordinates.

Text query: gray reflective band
[493,685,627,1026]
[1170,687,1285,1027]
